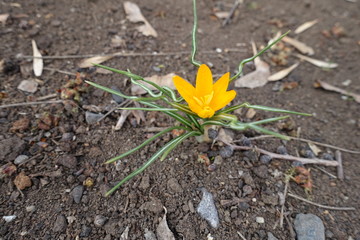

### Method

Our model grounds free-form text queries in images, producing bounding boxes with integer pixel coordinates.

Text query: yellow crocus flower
[173,64,236,118]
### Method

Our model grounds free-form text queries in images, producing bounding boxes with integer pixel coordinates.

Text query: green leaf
[105,126,188,164]
[86,81,136,100]
[118,107,179,112]
[93,63,143,80]
[106,131,200,196]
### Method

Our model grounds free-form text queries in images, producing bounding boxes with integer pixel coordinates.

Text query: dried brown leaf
[282,36,314,55]
[235,41,270,88]
[294,19,319,34]
[123,1,158,37]
[268,62,300,81]
[32,40,43,77]
[156,207,175,240]
[131,73,176,95]
[295,53,338,68]
[78,55,114,68]
[10,118,30,132]
[308,143,322,156]
[315,80,360,103]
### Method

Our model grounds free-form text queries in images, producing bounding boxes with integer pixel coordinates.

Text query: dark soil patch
[1,0,359,239]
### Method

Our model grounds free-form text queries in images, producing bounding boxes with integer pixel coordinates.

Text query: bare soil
[1,0,360,239]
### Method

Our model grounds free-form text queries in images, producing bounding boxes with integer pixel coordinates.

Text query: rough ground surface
[1,0,360,239]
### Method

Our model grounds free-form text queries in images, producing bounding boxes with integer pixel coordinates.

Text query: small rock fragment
[167,178,183,193]
[17,80,38,93]
[141,198,164,213]
[253,165,268,178]
[14,155,29,165]
[256,217,265,224]
[277,145,288,155]
[53,214,67,233]
[242,185,253,196]
[80,225,92,237]
[294,213,325,240]
[219,145,234,158]
[71,185,84,203]
[144,228,157,240]
[259,155,272,164]
[26,205,36,212]
[3,215,16,222]
[267,232,279,240]
[196,188,219,228]
[85,111,104,124]
[94,215,107,227]
[57,155,77,169]
[111,86,124,104]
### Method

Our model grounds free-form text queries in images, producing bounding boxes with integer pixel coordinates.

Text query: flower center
[193,91,214,108]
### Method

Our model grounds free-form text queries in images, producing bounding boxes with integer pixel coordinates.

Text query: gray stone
[14,155,29,165]
[144,228,157,240]
[53,215,67,233]
[111,86,124,104]
[294,213,325,240]
[219,145,234,158]
[253,165,268,178]
[0,137,26,162]
[267,232,279,240]
[167,178,183,193]
[260,155,272,164]
[94,215,107,227]
[141,198,164,213]
[196,188,219,228]
[79,225,92,237]
[262,194,278,206]
[71,185,84,204]
[85,111,104,124]
[242,185,253,197]
[57,155,77,169]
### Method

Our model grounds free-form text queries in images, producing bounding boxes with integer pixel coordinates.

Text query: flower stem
[191,0,201,67]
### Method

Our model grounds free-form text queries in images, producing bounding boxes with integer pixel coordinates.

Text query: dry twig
[247,135,360,154]
[222,0,241,26]
[336,150,344,180]
[0,100,65,109]
[226,144,338,166]
[288,192,356,211]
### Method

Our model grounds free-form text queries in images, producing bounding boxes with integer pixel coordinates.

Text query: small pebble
[267,232,279,240]
[26,205,36,212]
[61,132,74,142]
[17,80,38,93]
[196,188,219,228]
[94,215,107,227]
[152,66,161,72]
[111,86,124,104]
[85,111,104,124]
[144,228,157,240]
[277,145,288,155]
[238,202,250,210]
[322,153,335,160]
[14,155,29,165]
[294,213,325,240]
[71,185,84,204]
[53,214,67,233]
[259,155,272,164]
[213,156,223,165]
[208,128,218,139]
[219,145,234,158]
[256,217,265,224]
[242,185,253,196]
[79,225,92,237]
[240,137,252,146]
[3,215,16,222]
[207,163,217,172]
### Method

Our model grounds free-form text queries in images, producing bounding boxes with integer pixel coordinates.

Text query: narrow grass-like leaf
[106,131,199,196]
[247,124,290,140]
[160,130,201,161]
[86,81,137,100]
[118,107,178,112]
[93,63,143,80]
[230,31,290,82]
[105,126,189,164]
[218,102,311,116]
[186,114,202,133]
[250,115,289,125]
[211,113,238,122]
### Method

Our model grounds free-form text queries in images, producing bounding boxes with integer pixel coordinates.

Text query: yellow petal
[195,64,213,97]
[173,75,195,102]
[213,72,230,96]
[210,90,236,111]
[173,75,203,114]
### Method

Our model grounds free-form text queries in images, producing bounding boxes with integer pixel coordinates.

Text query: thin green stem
[191,0,201,67]
[229,31,290,82]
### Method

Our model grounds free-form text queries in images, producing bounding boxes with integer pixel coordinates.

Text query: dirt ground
[1,0,360,239]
